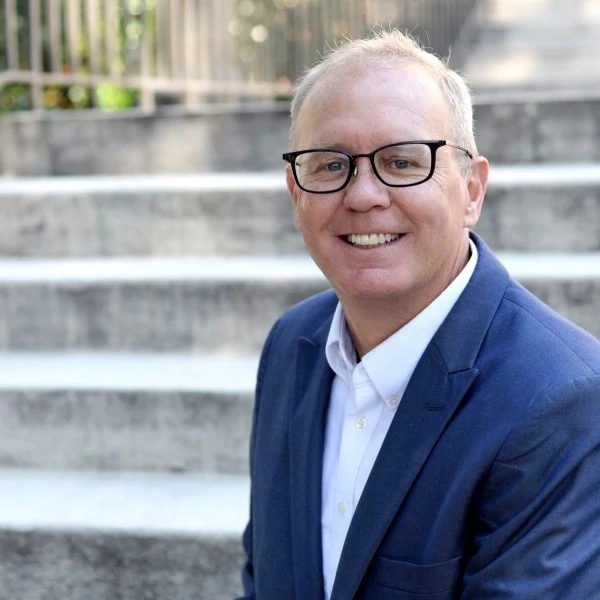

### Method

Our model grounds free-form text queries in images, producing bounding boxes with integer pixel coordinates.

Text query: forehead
[295,60,451,149]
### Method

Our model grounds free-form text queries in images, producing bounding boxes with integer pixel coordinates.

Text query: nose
[342,156,391,212]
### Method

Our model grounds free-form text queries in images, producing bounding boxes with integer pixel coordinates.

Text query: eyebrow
[306,142,349,151]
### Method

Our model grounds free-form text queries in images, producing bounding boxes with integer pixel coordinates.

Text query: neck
[341,240,473,357]
[342,297,421,358]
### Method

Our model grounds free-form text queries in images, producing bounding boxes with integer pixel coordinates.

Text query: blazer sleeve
[462,375,600,599]
[235,320,281,599]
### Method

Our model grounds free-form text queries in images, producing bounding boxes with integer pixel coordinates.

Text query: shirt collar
[325,239,478,402]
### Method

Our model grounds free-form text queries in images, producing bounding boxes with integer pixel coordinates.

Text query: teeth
[347,233,400,246]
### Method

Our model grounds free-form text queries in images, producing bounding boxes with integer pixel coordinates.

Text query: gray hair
[289,29,477,156]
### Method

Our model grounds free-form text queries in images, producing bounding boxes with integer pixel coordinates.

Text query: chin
[335,278,414,304]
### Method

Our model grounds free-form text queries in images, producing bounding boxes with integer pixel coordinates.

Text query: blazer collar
[331,233,511,599]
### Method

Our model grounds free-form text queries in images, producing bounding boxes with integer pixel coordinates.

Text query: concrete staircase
[0,159,599,598]
[462,0,600,92]
[1,2,600,594]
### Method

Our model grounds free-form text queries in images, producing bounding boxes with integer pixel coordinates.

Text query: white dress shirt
[321,240,478,598]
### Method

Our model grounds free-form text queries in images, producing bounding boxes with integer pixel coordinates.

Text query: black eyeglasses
[282,140,473,194]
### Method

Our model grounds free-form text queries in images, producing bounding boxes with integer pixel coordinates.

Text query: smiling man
[238,30,600,600]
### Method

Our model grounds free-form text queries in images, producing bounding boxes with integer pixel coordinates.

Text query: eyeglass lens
[293,142,433,192]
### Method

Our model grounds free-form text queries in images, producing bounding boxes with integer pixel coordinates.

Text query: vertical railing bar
[139,0,154,108]
[346,0,356,36]
[263,0,272,89]
[301,1,309,70]
[47,0,61,72]
[6,0,19,69]
[170,0,181,77]
[253,0,261,85]
[183,0,198,104]
[154,0,165,78]
[29,0,44,108]
[198,0,209,83]
[66,0,81,73]
[215,0,230,88]
[212,0,225,85]
[313,0,322,69]
[104,0,117,76]
[87,0,100,75]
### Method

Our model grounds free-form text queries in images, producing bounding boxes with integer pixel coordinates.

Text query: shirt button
[355,415,368,429]
[388,395,399,407]
[337,501,346,515]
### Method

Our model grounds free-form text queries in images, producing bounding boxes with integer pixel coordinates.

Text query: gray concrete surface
[0,104,290,177]
[2,94,600,176]
[0,469,247,599]
[0,265,325,352]
[0,353,255,473]
[473,93,600,164]
[1,165,600,257]
[0,254,598,354]
[0,529,243,600]
[462,0,600,92]
[0,175,299,257]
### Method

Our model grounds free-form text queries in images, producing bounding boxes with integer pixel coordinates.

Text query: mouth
[345,233,402,247]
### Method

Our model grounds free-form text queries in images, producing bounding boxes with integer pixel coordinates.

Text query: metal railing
[0,0,483,110]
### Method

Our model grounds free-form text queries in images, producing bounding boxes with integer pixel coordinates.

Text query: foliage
[95,84,139,111]
[0,0,146,112]
[0,83,29,112]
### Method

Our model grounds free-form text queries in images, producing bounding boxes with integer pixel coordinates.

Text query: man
[238,29,600,599]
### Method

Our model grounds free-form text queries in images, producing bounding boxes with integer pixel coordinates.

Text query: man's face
[287,62,488,319]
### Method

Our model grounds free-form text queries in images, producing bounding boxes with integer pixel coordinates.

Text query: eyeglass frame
[282,139,473,194]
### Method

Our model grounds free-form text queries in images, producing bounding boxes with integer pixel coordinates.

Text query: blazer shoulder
[497,278,600,376]
[276,288,338,339]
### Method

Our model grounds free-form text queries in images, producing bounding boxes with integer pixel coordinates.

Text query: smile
[347,233,401,247]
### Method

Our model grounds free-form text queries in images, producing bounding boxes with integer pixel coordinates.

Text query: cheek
[293,197,310,233]
[292,191,311,233]
[295,197,335,236]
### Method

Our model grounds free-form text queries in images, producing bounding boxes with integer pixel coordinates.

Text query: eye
[323,160,345,172]
[302,152,350,176]
[389,158,411,170]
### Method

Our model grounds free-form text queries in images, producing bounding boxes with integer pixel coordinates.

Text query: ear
[286,165,303,231]
[464,155,489,229]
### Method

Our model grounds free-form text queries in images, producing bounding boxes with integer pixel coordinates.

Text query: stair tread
[2,164,600,194]
[0,468,249,536]
[0,352,258,392]
[0,252,598,281]
[0,172,286,195]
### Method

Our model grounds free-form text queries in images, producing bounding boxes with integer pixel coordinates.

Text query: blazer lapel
[289,330,334,600]
[331,349,478,599]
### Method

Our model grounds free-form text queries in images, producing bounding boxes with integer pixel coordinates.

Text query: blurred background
[0,1,599,599]
[0,0,487,111]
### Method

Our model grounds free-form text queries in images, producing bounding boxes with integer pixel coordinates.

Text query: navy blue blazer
[238,234,600,599]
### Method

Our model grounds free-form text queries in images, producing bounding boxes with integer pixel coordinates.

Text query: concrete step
[478,165,600,252]
[0,353,256,474]
[0,104,291,177]
[483,0,600,23]
[463,0,600,93]
[0,255,325,352]
[475,26,600,50]
[2,97,600,177]
[0,468,247,599]
[0,174,299,257]
[472,94,600,163]
[2,166,600,256]
[466,54,600,91]
[0,254,598,353]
